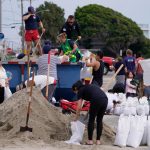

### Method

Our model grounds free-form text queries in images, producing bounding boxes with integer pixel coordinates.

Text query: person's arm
[23,13,33,21]
[123,58,128,73]
[59,50,64,56]
[126,79,136,89]
[85,54,97,68]
[39,21,45,33]
[71,43,78,53]
[75,22,81,40]
[75,99,83,121]
[60,24,66,34]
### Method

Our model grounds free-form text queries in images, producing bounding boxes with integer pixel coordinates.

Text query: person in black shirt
[60,15,81,40]
[72,80,108,145]
[85,51,104,87]
[23,6,45,55]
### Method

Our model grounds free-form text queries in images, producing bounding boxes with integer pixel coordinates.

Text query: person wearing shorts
[23,6,45,55]
[72,80,108,145]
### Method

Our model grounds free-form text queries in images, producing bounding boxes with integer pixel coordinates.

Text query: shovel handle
[25,71,34,126]
[34,32,44,50]
[46,51,51,99]
[104,64,124,91]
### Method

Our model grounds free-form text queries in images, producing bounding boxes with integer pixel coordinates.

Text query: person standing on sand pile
[23,6,45,55]
[60,15,81,41]
[72,80,108,145]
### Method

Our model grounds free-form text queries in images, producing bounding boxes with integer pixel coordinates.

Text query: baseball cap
[28,6,35,14]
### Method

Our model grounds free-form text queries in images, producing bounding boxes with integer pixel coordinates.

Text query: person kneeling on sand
[72,80,108,145]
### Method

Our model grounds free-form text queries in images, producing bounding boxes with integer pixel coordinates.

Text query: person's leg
[96,100,107,144]
[87,102,98,144]
[26,41,32,54]
[32,30,42,55]
[24,31,32,54]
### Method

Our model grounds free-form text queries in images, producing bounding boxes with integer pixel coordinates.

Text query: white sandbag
[147,116,150,146]
[130,106,137,115]
[106,92,116,111]
[122,106,131,116]
[4,86,12,100]
[117,93,126,102]
[144,105,149,115]
[65,121,85,145]
[114,105,121,115]
[141,118,148,146]
[137,105,145,116]
[114,115,131,147]
[126,115,146,148]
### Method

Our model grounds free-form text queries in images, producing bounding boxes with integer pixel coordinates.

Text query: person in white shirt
[0,57,12,103]
[125,71,137,98]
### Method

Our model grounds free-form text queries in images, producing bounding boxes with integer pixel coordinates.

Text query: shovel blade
[20,126,32,132]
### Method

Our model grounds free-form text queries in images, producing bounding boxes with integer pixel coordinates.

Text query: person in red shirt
[23,6,45,55]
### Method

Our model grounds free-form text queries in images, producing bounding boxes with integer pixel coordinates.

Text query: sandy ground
[0,88,149,150]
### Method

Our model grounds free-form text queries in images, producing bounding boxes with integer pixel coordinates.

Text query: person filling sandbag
[72,80,108,145]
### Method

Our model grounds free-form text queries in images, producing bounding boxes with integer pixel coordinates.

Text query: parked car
[102,56,115,75]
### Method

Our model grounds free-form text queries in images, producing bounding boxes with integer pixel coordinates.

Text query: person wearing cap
[72,80,108,145]
[23,6,45,55]
[57,33,82,63]
[60,15,81,41]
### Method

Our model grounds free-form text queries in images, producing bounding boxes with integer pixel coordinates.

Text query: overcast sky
[1,0,150,49]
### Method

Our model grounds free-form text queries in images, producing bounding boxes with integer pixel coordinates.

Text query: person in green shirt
[57,33,82,63]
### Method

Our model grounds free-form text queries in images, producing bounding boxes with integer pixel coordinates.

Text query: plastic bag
[126,115,146,148]
[4,86,12,100]
[65,121,85,145]
[141,118,148,145]
[114,114,131,147]
[136,105,145,116]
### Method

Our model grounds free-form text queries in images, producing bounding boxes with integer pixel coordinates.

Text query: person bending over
[72,80,108,145]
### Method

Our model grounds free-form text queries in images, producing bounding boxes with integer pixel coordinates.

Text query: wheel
[103,65,109,75]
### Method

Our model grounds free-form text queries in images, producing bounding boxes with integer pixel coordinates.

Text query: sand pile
[0,87,115,145]
[0,87,71,143]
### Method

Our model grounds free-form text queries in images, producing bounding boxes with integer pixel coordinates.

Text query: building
[138,24,150,39]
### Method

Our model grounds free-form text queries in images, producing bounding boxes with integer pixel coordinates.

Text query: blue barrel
[55,63,81,101]
[3,63,38,93]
